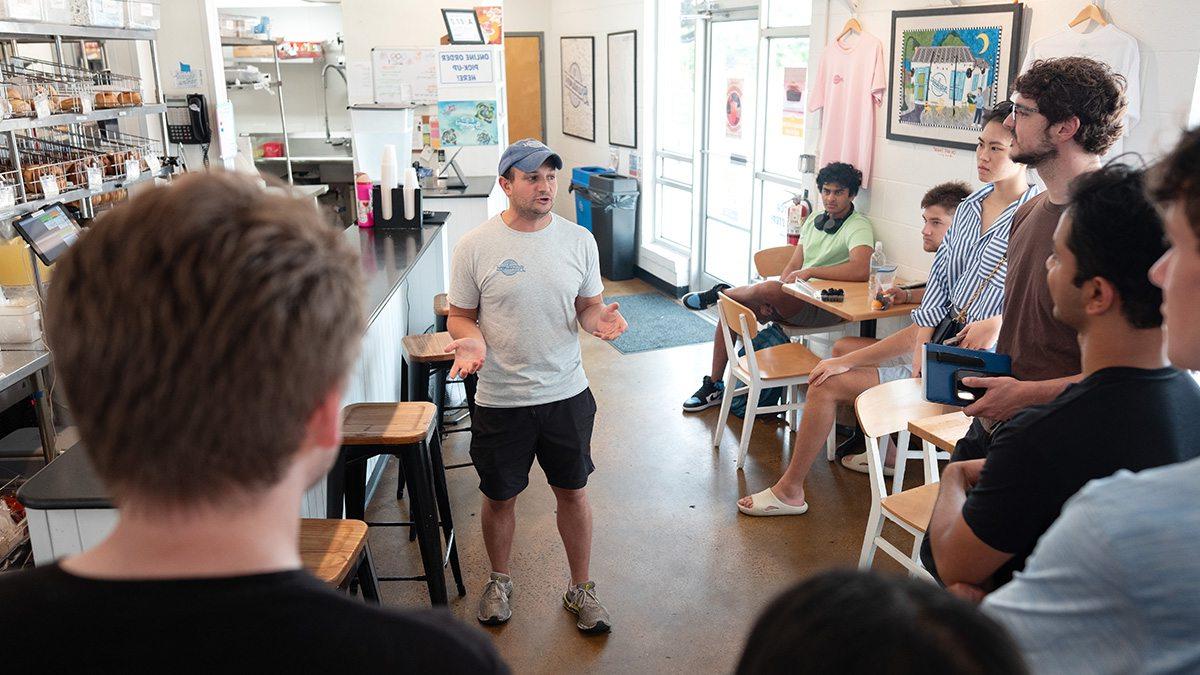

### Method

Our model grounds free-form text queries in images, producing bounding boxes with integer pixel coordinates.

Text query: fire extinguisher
[787,189,812,245]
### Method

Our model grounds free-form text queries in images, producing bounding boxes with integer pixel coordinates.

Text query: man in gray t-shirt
[446,139,627,634]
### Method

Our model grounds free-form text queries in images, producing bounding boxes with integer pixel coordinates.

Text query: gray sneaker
[477,572,513,625]
[563,581,612,633]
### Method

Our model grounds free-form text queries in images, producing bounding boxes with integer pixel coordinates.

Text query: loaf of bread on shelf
[117,91,142,106]
[95,91,119,107]
[55,96,82,113]
[8,98,31,115]
[5,86,23,100]
[22,165,68,196]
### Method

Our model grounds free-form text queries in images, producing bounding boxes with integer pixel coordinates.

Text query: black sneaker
[682,283,732,311]
[683,376,725,412]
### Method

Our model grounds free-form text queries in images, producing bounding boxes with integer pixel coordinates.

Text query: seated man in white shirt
[982,126,1200,675]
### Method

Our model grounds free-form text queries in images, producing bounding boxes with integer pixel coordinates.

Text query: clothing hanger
[837,16,863,43]
[1068,3,1109,28]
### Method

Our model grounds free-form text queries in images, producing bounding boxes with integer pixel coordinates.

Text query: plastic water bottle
[869,241,887,309]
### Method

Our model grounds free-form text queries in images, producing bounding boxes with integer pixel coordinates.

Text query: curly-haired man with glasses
[952,56,1128,460]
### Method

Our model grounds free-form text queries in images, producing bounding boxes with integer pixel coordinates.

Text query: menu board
[371,47,439,104]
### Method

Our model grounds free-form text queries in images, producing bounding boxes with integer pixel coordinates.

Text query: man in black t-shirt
[924,164,1200,596]
[0,174,508,673]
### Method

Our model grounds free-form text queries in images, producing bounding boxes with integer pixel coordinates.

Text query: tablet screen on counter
[14,203,82,266]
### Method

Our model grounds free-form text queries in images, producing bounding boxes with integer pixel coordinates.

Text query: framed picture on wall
[442,8,485,45]
[607,30,637,148]
[886,3,1024,150]
[561,36,595,142]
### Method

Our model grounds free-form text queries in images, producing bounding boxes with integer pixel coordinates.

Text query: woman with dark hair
[737,570,1028,675]
[736,104,1039,516]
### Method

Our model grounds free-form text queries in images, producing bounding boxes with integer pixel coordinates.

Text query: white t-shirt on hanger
[1020,24,1141,160]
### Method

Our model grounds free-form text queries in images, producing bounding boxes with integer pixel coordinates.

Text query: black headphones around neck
[813,204,855,234]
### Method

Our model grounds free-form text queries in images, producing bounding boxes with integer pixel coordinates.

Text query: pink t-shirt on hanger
[808,31,887,187]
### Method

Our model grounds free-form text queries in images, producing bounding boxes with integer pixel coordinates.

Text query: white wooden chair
[752,245,846,344]
[712,293,829,470]
[854,378,952,580]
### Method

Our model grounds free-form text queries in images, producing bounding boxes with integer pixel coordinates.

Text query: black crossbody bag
[929,255,1006,345]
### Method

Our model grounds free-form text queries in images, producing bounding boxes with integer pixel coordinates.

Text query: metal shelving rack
[221,35,292,183]
[0,20,173,223]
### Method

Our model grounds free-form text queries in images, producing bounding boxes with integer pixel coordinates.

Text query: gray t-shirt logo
[496,259,526,276]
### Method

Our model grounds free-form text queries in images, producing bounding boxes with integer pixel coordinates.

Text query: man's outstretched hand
[445,337,486,378]
[592,302,628,341]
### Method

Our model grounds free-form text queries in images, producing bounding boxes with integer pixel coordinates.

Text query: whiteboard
[371,47,439,104]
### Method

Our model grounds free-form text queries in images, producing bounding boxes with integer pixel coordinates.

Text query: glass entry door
[698,17,759,288]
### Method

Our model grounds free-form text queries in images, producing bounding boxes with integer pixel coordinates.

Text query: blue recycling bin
[569,166,611,231]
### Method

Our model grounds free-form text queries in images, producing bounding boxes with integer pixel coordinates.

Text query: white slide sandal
[840,451,895,477]
[737,488,809,517]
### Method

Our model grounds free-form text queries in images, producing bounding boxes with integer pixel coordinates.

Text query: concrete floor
[368,278,912,674]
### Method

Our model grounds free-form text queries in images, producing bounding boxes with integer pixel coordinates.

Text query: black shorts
[469,388,597,501]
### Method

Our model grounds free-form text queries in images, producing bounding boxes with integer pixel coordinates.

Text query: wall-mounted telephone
[166,94,211,145]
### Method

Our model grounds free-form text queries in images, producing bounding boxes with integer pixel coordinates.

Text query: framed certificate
[441,9,486,45]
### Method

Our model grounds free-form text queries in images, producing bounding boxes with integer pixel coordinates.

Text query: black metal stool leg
[429,432,466,597]
[395,456,406,501]
[464,374,477,416]
[408,360,432,406]
[401,439,449,605]
[432,364,448,437]
[405,453,418,543]
[344,455,369,521]
[410,357,447,543]
[326,446,348,518]
[356,542,381,604]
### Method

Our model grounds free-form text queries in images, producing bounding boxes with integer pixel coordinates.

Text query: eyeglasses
[1007,95,1039,118]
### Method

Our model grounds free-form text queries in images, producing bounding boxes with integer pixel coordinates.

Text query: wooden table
[908,411,972,453]
[780,279,920,338]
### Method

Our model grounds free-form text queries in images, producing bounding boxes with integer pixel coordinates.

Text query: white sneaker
[477,572,513,625]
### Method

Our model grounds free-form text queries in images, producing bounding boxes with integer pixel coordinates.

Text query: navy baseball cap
[498,138,563,177]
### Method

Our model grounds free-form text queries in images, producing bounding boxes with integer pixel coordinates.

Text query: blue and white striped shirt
[911,183,1041,327]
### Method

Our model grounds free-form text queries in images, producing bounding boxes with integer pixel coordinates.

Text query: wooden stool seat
[434,293,450,317]
[881,482,940,532]
[737,341,821,380]
[342,403,437,445]
[402,332,455,364]
[299,518,370,587]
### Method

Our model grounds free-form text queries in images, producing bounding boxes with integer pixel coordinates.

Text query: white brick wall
[807,0,1200,281]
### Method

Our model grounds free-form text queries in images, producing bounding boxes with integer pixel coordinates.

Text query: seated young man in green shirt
[683,161,875,412]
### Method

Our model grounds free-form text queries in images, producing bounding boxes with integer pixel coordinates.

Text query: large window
[761,37,810,177]
[649,0,813,275]
[656,2,697,156]
[653,0,699,249]
[751,2,811,256]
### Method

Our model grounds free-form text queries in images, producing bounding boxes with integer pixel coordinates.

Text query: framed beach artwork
[561,36,596,142]
[886,3,1024,150]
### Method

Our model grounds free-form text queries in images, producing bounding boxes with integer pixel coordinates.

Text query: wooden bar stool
[299,518,380,603]
[325,402,465,605]
[402,331,476,440]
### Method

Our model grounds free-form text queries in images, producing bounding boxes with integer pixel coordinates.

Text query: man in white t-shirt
[446,139,627,634]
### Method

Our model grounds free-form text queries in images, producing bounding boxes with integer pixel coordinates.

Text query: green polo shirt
[799,209,875,269]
